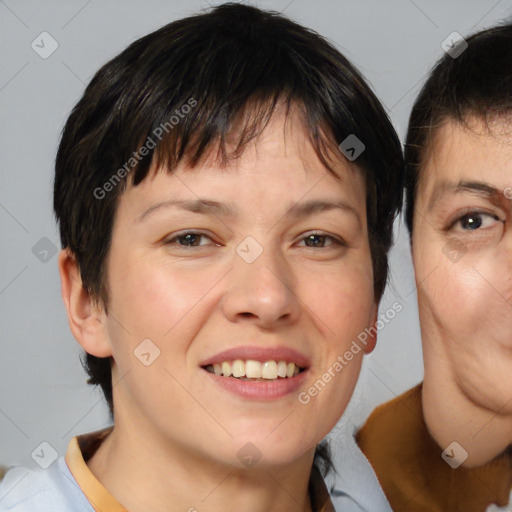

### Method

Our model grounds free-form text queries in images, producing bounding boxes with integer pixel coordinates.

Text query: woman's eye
[164,231,343,249]
[454,212,500,231]
[298,233,342,248]
[165,232,213,247]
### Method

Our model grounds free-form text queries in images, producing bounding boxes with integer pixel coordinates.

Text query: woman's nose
[221,239,301,328]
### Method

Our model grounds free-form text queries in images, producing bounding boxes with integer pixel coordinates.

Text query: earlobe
[363,306,378,354]
[58,249,112,358]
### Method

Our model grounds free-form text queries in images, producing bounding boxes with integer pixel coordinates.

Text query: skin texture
[58,109,378,512]
[413,117,512,467]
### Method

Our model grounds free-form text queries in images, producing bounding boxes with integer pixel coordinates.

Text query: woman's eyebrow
[286,199,361,225]
[137,199,236,222]
[428,180,500,210]
[137,198,361,225]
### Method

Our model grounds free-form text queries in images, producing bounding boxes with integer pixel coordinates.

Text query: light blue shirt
[326,429,392,512]
[0,457,94,512]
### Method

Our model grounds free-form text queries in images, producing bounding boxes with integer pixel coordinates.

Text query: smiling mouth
[203,360,305,380]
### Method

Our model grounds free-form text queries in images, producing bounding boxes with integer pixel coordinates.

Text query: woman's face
[100,110,377,470]
[413,117,512,418]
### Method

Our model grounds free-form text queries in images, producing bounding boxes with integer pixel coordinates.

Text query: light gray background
[1,0,511,469]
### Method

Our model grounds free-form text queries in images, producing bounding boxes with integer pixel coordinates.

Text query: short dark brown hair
[405,22,512,233]
[54,2,404,413]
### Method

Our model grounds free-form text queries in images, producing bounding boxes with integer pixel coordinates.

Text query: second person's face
[412,116,512,420]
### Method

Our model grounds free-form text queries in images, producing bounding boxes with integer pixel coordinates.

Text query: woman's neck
[86,422,315,512]
[422,366,512,468]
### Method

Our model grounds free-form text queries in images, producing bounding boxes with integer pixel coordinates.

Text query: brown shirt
[66,427,335,512]
[357,384,512,512]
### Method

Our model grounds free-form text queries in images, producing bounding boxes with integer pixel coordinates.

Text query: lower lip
[203,369,308,400]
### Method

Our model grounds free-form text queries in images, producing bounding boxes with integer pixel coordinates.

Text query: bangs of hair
[91,6,367,190]
[131,93,343,186]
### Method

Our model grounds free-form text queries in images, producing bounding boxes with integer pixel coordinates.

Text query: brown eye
[165,231,213,247]
[177,233,202,246]
[304,234,329,247]
[298,233,343,248]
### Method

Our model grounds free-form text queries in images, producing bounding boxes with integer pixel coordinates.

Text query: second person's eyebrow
[428,180,500,210]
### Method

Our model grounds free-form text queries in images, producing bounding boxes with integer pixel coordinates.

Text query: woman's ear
[363,305,378,354]
[58,249,112,357]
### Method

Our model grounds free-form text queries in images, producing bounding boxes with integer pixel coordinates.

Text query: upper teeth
[206,360,301,379]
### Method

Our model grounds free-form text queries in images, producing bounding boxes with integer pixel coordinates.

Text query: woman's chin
[206,436,316,471]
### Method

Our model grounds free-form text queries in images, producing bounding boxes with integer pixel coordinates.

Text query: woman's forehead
[416,116,512,203]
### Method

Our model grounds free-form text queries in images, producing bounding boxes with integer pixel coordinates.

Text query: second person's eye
[455,212,500,231]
